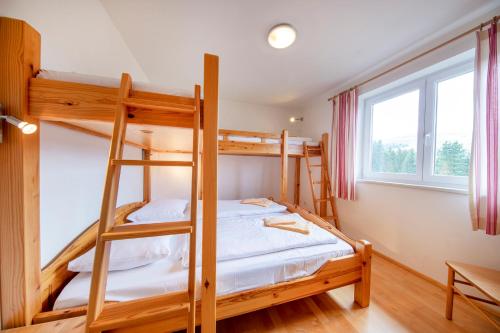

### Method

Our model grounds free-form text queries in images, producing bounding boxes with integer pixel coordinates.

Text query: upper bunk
[30,70,320,157]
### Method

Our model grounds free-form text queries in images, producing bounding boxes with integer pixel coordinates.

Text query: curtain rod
[327,16,498,102]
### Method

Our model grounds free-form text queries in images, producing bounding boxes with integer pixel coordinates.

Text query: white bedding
[54,240,354,310]
[176,212,338,267]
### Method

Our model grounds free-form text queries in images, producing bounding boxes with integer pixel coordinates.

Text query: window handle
[424,133,431,146]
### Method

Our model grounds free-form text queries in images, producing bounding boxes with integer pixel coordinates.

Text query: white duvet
[175,212,338,267]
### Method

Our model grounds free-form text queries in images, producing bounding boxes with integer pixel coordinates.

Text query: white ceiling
[101,0,497,108]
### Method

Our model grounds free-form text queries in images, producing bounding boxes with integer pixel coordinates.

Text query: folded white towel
[264,213,310,235]
[240,198,273,207]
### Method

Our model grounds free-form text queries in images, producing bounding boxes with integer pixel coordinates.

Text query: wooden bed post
[294,157,301,205]
[320,133,328,216]
[202,53,219,332]
[280,130,288,202]
[0,17,41,329]
[142,149,152,203]
[142,149,151,202]
[354,240,372,307]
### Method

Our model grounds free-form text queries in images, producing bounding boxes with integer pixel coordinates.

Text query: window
[361,61,473,189]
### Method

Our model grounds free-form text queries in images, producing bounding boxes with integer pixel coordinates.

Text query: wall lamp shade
[289,116,304,123]
[3,115,38,134]
[268,24,296,49]
[0,105,38,143]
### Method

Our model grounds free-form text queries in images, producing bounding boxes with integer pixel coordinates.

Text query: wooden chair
[445,261,500,330]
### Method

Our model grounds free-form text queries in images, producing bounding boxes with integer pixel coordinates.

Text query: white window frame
[360,59,474,190]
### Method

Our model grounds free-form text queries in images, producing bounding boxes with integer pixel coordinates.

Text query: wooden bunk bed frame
[0,17,371,332]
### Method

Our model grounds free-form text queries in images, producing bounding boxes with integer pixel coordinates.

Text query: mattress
[54,240,354,310]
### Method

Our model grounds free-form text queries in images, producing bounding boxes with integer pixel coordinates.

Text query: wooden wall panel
[0,17,41,328]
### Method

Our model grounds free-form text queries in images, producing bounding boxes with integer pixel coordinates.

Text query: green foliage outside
[371,140,470,176]
[434,141,470,176]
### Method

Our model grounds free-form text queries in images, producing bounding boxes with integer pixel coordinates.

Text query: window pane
[371,90,419,174]
[434,72,473,176]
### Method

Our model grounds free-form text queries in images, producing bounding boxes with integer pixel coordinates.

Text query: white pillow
[68,234,171,272]
[127,198,188,223]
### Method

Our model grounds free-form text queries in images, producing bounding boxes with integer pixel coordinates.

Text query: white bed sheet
[54,240,354,310]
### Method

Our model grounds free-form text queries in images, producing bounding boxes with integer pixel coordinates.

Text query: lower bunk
[34,200,372,332]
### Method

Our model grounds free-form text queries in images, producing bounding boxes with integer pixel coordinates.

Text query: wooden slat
[319,133,328,216]
[280,130,288,202]
[122,97,195,114]
[218,129,281,139]
[201,53,219,333]
[303,142,319,214]
[218,140,281,156]
[112,159,193,167]
[187,84,201,333]
[29,78,199,128]
[100,221,192,241]
[294,158,301,205]
[319,137,340,229]
[88,292,189,332]
[86,73,132,328]
[142,150,151,203]
[0,17,41,328]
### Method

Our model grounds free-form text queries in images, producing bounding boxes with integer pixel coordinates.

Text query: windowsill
[357,179,468,195]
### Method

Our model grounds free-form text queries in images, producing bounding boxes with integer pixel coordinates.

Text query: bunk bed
[0,17,371,333]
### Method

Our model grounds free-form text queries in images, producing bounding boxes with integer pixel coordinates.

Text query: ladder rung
[88,291,189,332]
[101,221,192,241]
[307,146,321,150]
[112,159,194,167]
[310,164,322,167]
[122,97,195,114]
[313,181,324,185]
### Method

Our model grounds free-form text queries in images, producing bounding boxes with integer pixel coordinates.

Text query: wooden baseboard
[373,250,446,291]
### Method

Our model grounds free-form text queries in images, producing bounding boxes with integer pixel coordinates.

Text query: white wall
[299,14,500,284]
[1,0,149,266]
[40,123,143,266]
[0,0,148,80]
[152,99,300,201]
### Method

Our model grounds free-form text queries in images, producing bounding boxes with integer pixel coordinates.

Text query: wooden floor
[209,254,497,333]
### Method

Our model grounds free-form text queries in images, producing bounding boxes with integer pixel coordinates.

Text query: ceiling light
[268,24,296,49]
[289,117,303,123]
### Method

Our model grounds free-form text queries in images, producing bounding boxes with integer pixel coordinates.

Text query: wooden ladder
[85,73,202,333]
[303,142,340,230]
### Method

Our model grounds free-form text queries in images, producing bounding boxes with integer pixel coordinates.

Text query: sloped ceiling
[101,0,498,107]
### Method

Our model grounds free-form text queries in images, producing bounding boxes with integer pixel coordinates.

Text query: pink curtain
[331,89,358,201]
[470,21,499,235]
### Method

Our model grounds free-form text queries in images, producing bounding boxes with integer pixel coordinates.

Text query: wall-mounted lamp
[0,104,38,143]
[289,116,304,123]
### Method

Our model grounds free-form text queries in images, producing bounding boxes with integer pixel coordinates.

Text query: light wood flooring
[212,254,498,332]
